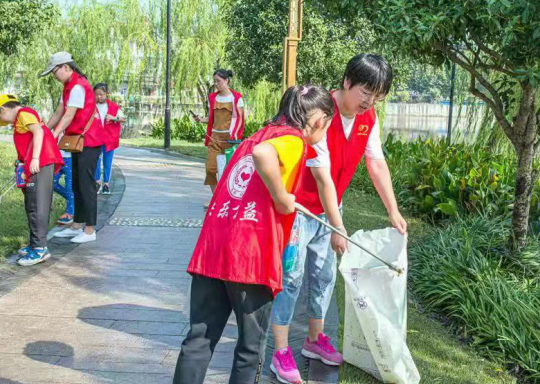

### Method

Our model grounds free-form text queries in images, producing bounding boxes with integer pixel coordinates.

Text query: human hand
[105,114,116,122]
[389,210,407,235]
[30,158,40,174]
[331,230,349,254]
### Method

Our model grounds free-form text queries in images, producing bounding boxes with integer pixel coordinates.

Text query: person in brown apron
[193,69,246,208]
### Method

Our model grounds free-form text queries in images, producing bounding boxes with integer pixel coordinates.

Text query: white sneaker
[71,231,96,243]
[54,228,83,238]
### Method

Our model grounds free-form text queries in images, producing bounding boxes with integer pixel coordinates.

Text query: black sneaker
[102,184,111,195]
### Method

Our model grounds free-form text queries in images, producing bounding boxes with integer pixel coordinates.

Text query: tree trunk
[511,142,537,249]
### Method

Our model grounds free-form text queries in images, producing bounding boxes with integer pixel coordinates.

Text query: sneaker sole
[57,221,74,225]
[18,252,51,266]
[54,232,82,238]
[270,363,303,384]
[70,237,96,244]
[301,349,342,366]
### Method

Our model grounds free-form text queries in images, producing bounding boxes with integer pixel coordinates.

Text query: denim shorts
[271,211,337,326]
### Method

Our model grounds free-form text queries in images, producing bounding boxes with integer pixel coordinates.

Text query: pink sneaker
[301,333,344,366]
[270,347,303,384]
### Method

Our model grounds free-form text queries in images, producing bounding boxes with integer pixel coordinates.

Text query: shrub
[351,134,540,224]
[150,115,264,142]
[410,215,540,382]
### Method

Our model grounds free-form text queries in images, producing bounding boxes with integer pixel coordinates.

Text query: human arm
[252,142,296,215]
[365,157,407,234]
[311,167,349,253]
[28,124,44,174]
[47,102,64,131]
[52,107,78,139]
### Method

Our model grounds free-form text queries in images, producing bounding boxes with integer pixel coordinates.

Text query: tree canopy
[0,0,57,56]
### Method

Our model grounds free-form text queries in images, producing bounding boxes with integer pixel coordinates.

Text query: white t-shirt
[59,85,85,109]
[307,115,385,168]
[209,93,244,134]
[97,102,125,125]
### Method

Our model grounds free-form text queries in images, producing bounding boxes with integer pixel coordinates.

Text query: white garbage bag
[217,154,227,181]
[339,227,420,384]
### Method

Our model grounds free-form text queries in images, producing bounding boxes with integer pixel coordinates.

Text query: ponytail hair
[66,61,87,79]
[94,83,109,93]
[213,69,234,83]
[270,84,334,129]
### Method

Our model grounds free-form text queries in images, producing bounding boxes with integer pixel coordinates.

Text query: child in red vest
[173,85,334,384]
[0,95,64,266]
[270,54,407,384]
[93,83,125,195]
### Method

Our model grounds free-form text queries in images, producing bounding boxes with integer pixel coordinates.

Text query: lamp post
[164,0,172,149]
[447,61,456,144]
[282,0,303,94]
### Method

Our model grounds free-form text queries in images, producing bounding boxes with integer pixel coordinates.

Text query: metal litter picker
[295,203,420,384]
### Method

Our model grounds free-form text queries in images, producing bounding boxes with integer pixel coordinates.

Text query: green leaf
[437,199,458,216]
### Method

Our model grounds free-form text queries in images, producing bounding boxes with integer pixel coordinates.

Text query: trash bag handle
[295,203,404,275]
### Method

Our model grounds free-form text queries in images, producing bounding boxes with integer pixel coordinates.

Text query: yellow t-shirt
[14,111,40,134]
[263,135,304,193]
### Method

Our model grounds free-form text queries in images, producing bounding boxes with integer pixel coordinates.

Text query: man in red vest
[269,54,407,384]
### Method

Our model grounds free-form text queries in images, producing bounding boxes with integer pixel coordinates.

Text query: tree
[222,0,375,89]
[0,0,56,56]
[316,0,540,248]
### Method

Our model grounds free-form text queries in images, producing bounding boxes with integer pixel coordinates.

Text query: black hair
[270,85,334,129]
[94,83,109,93]
[341,54,393,96]
[2,101,21,109]
[65,61,87,79]
[213,69,234,83]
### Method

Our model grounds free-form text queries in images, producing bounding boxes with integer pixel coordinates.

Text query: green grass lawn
[339,188,516,384]
[121,137,207,159]
[0,143,64,260]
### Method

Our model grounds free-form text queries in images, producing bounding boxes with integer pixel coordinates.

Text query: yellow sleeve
[263,135,304,192]
[15,112,40,134]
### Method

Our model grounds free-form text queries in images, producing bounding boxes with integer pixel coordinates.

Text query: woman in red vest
[173,85,334,384]
[270,54,407,384]
[93,83,125,195]
[39,52,106,244]
[0,94,63,266]
[192,69,245,208]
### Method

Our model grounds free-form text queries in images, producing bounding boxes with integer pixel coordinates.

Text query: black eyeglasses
[52,66,61,75]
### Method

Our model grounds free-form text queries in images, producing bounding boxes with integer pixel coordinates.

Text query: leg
[306,216,337,338]
[271,213,312,350]
[78,147,101,232]
[64,158,75,216]
[54,158,74,216]
[94,147,103,182]
[24,165,54,248]
[103,149,115,184]
[71,152,84,230]
[173,275,232,384]
[226,282,273,384]
[301,216,343,366]
[204,139,220,190]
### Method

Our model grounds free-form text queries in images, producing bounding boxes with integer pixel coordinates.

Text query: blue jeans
[53,157,74,216]
[94,146,115,183]
[271,212,337,326]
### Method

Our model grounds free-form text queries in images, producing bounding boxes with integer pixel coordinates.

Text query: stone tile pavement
[0,146,339,384]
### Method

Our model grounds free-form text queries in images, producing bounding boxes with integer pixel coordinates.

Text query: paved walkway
[0,146,339,384]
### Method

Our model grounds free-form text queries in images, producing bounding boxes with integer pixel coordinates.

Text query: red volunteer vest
[298,96,377,215]
[62,72,105,148]
[205,90,245,146]
[101,100,122,152]
[188,125,312,296]
[13,107,64,175]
